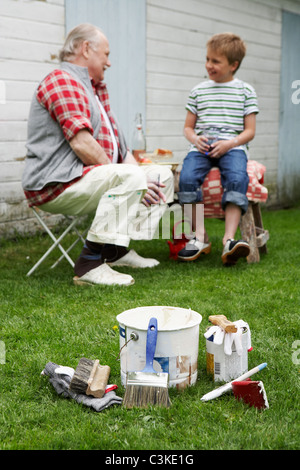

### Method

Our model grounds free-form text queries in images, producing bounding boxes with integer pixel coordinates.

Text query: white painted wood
[0,38,61,63]
[0,81,5,104]
[277,10,300,203]
[0,0,65,236]
[0,142,27,161]
[0,121,27,141]
[1,0,300,236]
[0,0,64,23]
[1,80,39,102]
[0,161,25,183]
[146,0,300,199]
[0,17,64,44]
[65,0,147,148]
[0,181,25,200]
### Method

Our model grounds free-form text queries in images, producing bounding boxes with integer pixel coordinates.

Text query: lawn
[0,204,299,452]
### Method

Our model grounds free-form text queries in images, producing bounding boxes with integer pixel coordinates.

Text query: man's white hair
[59,23,104,62]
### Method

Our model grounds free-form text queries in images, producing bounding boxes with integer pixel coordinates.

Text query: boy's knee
[177,182,202,204]
[222,190,248,214]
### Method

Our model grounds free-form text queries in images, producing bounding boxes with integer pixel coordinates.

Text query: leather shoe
[108,249,159,268]
[73,263,135,286]
[222,239,250,266]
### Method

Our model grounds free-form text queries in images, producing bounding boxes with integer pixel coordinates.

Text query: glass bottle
[132,113,146,162]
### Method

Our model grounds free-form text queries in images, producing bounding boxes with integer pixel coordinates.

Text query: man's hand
[142,181,166,207]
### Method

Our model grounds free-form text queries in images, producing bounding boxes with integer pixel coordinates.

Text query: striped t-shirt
[186,77,259,153]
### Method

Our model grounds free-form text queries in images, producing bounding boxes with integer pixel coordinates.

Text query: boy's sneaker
[177,238,211,261]
[221,239,250,266]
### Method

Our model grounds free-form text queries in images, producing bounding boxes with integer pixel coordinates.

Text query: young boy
[177,33,259,266]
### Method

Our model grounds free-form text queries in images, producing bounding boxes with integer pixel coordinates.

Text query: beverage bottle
[132,113,146,162]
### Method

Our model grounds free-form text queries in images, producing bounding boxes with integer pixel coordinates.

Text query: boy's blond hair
[207,33,246,72]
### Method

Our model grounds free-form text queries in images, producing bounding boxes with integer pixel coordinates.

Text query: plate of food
[140,148,172,161]
[139,149,180,171]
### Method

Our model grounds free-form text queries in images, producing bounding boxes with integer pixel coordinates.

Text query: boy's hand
[208,140,233,159]
[194,135,210,153]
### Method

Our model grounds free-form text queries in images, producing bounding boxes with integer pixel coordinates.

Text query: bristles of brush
[123,385,171,409]
[69,358,94,394]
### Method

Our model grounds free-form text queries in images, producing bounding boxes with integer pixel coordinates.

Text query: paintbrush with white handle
[200,363,267,402]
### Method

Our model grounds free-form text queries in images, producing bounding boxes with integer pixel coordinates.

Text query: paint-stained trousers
[40,163,174,247]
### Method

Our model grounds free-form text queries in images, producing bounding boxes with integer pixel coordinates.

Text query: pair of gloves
[41,362,122,412]
[204,320,252,356]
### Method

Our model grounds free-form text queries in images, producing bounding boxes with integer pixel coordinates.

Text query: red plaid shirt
[24,69,121,207]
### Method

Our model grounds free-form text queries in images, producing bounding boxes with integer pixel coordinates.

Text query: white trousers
[40,163,174,247]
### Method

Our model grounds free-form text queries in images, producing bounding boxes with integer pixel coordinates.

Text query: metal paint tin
[116,306,202,389]
[206,326,249,382]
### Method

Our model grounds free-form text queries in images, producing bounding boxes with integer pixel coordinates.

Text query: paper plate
[140,161,180,171]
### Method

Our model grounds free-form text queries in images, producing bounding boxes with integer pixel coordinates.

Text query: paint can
[116,306,202,389]
[206,325,250,382]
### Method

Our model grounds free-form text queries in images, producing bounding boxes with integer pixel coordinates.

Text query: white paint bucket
[116,306,202,389]
[206,326,249,382]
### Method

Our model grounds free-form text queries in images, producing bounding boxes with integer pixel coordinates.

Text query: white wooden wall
[146,0,300,199]
[0,0,65,236]
[65,0,147,149]
[1,0,300,236]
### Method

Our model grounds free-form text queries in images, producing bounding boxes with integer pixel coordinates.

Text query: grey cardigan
[22,62,127,191]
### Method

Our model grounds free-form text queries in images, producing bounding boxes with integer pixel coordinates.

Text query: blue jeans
[178,149,249,214]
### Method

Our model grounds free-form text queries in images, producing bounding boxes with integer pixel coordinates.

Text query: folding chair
[26,206,88,277]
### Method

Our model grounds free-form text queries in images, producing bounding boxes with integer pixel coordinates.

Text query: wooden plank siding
[1,0,300,236]
[0,0,65,236]
[65,0,147,150]
[146,0,300,205]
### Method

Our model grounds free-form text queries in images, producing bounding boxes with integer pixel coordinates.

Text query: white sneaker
[73,263,135,286]
[222,239,250,266]
[108,249,159,268]
[177,238,211,261]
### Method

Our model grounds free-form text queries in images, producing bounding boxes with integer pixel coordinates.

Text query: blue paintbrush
[123,317,170,408]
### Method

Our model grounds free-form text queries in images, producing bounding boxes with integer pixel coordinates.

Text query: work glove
[204,320,252,356]
[204,325,225,345]
[224,320,252,356]
[41,362,123,412]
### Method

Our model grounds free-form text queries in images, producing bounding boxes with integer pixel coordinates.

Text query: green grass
[0,205,299,451]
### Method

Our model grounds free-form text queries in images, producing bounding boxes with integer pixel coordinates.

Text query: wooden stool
[239,202,269,263]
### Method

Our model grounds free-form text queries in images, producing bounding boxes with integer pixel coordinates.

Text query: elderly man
[22,23,174,286]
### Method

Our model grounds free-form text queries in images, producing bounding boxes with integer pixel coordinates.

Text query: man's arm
[69,129,111,165]
[122,151,138,165]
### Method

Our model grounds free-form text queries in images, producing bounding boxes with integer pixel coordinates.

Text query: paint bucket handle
[116,331,139,360]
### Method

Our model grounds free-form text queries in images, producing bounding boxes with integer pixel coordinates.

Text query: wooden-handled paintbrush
[209,315,237,333]
[123,317,171,408]
[69,358,110,398]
